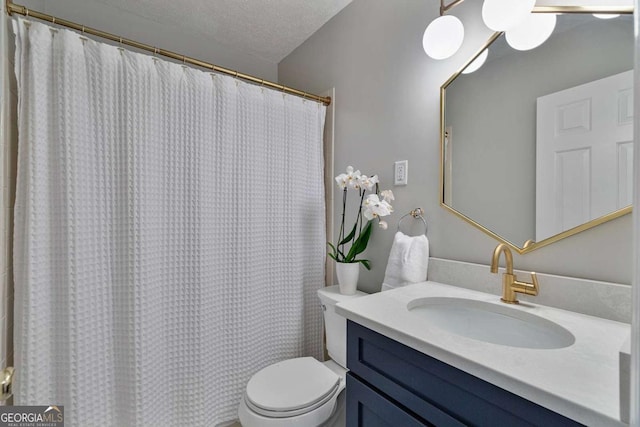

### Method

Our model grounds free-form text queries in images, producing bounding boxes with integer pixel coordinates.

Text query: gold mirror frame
[440,5,634,255]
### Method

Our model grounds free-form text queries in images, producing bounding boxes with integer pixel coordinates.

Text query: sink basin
[407,297,575,349]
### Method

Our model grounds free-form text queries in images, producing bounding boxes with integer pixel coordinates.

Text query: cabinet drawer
[346,372,429,427]
[347,321,582,427]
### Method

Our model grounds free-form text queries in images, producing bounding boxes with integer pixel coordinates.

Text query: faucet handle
[514,272,539,297]
[528,272,539,295]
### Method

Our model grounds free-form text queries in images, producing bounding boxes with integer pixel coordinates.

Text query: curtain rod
[5,1,332,106]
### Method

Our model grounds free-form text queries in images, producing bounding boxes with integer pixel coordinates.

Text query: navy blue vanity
[345,321,583,426]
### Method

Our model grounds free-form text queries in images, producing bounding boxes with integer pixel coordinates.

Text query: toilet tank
[317,285,366,368]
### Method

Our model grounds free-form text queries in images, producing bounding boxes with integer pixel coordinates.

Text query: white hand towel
[381,231,429,291]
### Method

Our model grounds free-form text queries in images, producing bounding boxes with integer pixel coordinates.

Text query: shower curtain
[12,18,326,427]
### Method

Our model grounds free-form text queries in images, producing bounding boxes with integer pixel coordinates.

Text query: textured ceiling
[92,0,352,63]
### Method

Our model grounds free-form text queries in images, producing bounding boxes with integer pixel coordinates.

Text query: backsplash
[428,257,631,323]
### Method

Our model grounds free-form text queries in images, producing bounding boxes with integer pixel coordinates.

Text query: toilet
[238,285,366,426]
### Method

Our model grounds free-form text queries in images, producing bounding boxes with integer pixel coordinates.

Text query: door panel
[536,70,633,241]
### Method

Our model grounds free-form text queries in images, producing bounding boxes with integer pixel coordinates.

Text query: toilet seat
[245,357,341,417]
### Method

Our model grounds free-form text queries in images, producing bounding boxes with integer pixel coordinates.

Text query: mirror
[441,10,633,254]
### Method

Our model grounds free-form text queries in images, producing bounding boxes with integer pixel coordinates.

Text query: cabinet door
[346,373,430,427]
[347,321,583,427]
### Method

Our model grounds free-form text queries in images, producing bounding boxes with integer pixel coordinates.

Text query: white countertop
[336,281,630,427]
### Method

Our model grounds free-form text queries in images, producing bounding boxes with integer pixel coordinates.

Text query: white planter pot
[335,262,360,295]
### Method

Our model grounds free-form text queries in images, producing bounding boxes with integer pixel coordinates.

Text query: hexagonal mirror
[440,9,633,254]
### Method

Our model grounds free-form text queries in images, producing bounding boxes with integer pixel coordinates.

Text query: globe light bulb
[462,49,489,74]
[423,15,465,60]
[506,13,557,51]
[482,0,536,31]
[593,13,620,19]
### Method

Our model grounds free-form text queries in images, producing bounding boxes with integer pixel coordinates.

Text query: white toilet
[238,285,365,427]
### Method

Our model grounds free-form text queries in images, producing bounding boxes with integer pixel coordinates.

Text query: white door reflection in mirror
[536,70,633,241]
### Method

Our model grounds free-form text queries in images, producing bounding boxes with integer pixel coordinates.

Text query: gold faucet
[490,244,539,304]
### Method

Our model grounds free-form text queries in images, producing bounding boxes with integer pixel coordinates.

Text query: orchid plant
[328,166,395,270]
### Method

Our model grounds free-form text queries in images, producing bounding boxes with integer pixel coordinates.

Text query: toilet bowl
[238,285,365,427]
[238,358,345,426]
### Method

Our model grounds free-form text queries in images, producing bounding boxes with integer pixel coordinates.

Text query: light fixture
[423,15,465,59]
[482,0,536,31]
[593,13,620,19]
[505,13,557,51]
[462,49,488,74]
[423,0,466,60]
[422,0,559,61]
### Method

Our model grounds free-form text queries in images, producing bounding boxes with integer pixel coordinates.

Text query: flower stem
[338,188,347,260]
[353,189,366,247]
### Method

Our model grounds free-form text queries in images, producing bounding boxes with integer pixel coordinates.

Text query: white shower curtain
[12,18,326,427]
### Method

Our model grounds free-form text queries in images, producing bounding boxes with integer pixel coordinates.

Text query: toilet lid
[246,357,340,414]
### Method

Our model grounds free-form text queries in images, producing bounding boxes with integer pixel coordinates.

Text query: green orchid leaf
[327,242,347,262]
[357,259,371,270]
[338,222,358,246]
[327,242,337,255]
[345,221,373,261]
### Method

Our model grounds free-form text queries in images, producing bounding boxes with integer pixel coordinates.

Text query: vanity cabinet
[345,321,583,427]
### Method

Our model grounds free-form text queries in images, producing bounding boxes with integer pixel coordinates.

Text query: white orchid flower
[345,166,361,190]
[378,220,388,230]
[380,189,395,203]
[362,194,393,220]
[335,165,361,189]
[335,173,348,189]
[358,174,379,192]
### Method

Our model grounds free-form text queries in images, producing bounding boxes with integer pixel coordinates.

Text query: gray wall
[279,0,633,293]
[17,0,277,81]
[447,17,633,247]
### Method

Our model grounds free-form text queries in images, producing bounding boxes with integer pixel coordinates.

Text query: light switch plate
[394,160,408,186]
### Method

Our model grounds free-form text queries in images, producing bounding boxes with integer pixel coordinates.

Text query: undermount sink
[407,297,575,349]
